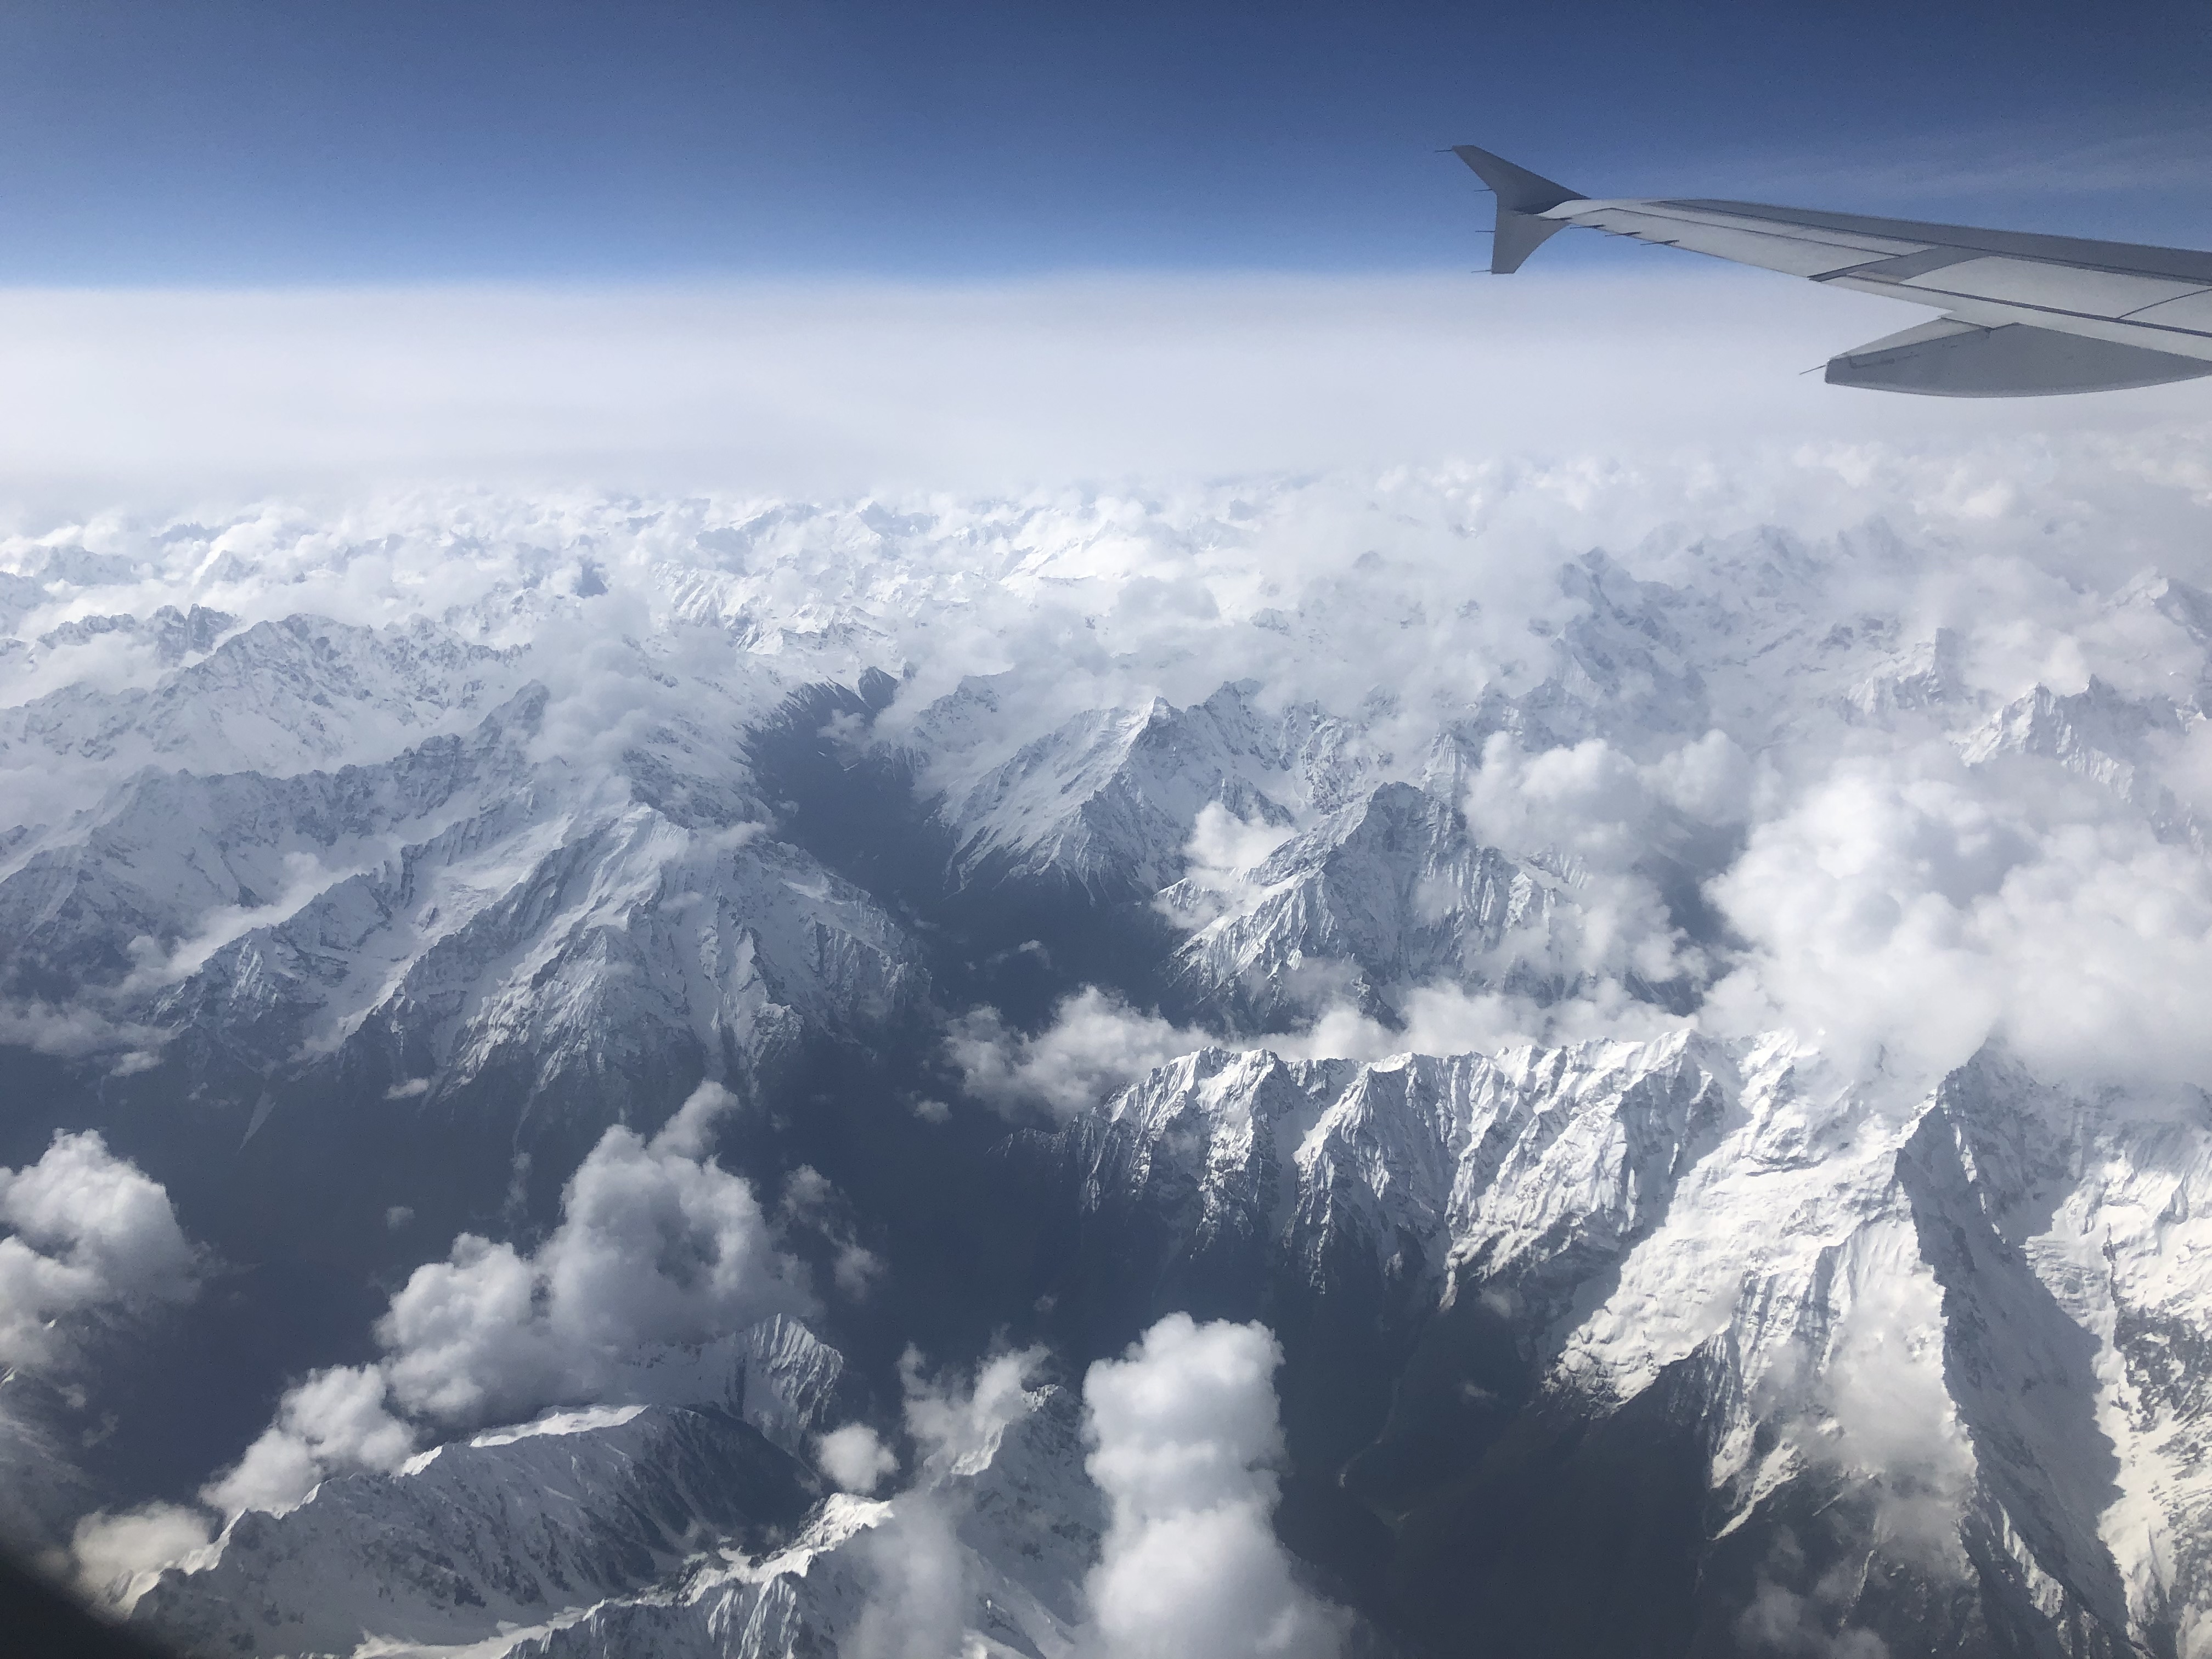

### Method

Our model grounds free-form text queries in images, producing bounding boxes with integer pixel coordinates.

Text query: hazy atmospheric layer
[5,269,2211,507]
[3,423,2212,1656]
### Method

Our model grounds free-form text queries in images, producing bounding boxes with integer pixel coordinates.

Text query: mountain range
[4,456,2211,1657]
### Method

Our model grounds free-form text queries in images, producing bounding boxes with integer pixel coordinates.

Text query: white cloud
[0,1000,168,1069]
[899,1345,1050,1477]
[1702,743,2212,1092]
[202,1081,812,1517]
[3,270,2190,510]
[1465,730,1755,873]
[115,849,351,996]
[1736,1579,1892,1659]
[0,1131,196,1372]
[69,1502,217,1609]
[780,1165,887,1300]
[847,1495,973,1659]
[0,1135,199,1595]
[819,1424,898,1494]
[840,1330,1347,1657]
[1295,978,1691,1065]
[949,988,1217,1121]
[377,1080,807,1426]
[1459,730,1739,989]
[199,1364,414,1520]
[1177,802,1297,899]
[844,1345,1051,1659]
[1080,1314,1348,1659]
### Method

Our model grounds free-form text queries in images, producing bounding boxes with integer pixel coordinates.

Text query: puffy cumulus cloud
[1460,729,1755,990]
[899,1344,1050,1476]
[950,989,1215,1121]
[1080,1314,1348,1659]
[1176,803,1299,901]
[0,1135,199,1596]
[0,1131,196,1372]
[379,1081,805,1424]
[1464,731,1757,871]
[844,1330,1347,1658]
[1703,743,2212,1092]
[69,1502,218,1607]
[203,1082,812,1517]
[199,1363,416,1520]
[819,1424,899,1495]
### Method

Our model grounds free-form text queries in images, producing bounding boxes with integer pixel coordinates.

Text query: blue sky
[3,0,2208,285]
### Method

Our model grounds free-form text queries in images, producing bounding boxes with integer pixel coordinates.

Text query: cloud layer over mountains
[205,1082,810,1519]
[5,419,2212,1654]
[5,428,2210,1103]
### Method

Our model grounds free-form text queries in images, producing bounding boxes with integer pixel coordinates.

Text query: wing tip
[1448,145,1585,214]
[1450,145,1584,274]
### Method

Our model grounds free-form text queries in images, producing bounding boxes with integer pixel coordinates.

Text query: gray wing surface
[1453,143,2212,397]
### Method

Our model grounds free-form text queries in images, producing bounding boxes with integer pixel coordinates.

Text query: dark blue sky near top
[2,0,2208,285]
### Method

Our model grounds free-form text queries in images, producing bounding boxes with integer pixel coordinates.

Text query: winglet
[1451,145,1585,273]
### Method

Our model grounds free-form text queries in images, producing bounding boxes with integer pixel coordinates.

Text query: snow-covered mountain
[498,1369,1109,1659]
[126,1311,1121,1659]
[134,1403,816,1657]
[0,653,925,1146]
[915,680,1373,899]
[128,1316,869,1658]
[1161,782,1567,1029]
[1036,1033,2212,1654]
[4,451,2211,1658]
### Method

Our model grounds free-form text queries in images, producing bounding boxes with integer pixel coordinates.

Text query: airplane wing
[1452,144,2212,397]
